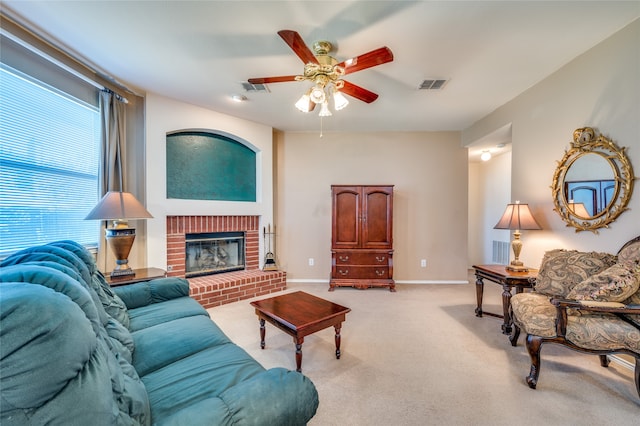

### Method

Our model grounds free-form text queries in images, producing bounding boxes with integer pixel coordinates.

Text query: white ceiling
[3,1,639,159]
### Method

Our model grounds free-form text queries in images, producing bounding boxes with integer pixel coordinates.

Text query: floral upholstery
[511,293,640,351]
[566,314,640,352]
[510,237,640,397]
[533,249,617,297]
[566,261,640,303]
[511,293,557,337]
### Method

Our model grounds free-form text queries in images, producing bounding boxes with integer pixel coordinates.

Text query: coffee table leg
[294,337,304,372]
[335,324,342,359]
[259,318,266,349]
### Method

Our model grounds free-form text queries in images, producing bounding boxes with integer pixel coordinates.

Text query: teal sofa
[0,241,319,425]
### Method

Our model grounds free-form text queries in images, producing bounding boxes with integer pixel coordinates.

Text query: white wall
[463,19,640,265]
[468,151,512,266]
[144,93,274,269]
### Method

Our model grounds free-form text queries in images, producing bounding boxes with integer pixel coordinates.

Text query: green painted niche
[166,131,257,201]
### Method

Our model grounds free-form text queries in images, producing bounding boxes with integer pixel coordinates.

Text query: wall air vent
[419,79,448,90]
[241,82,270,92]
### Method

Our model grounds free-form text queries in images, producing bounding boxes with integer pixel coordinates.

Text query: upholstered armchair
[510,236,640,398]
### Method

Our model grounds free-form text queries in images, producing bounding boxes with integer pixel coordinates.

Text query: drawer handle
[375,256,386,263]
[375,270,385,276]
[339,255,350,262]
[338,269,349,276]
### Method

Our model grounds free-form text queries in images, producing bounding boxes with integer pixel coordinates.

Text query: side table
[473,264,537,334]
[105,267,167,286]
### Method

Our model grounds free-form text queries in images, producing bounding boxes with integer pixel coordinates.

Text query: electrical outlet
[420,259,427,268]
[308,258,314,266]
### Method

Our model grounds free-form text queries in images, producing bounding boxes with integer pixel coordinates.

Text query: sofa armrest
[113,277,190,309]
[219,368,319,425]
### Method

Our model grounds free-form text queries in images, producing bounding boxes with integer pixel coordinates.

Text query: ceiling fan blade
[278,30,319,65]
[248,76,298,84]
[340,81,379,103]
[337,47,393,75]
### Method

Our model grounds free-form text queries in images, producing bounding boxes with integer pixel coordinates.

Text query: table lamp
[85,191,153,277]
[567,200,590,218]
[494,201,541,272]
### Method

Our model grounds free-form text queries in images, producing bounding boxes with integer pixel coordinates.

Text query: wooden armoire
[329,185,395,291]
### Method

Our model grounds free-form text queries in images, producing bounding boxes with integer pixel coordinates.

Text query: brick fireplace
[166,215,286,308]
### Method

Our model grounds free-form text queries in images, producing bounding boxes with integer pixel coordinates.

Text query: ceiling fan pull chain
[319,116,324,138]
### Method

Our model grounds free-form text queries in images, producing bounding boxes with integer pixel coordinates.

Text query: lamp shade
[494,201,541,231]
[295,93,312,113]
[84,191,153,221]
[333,91,349,111]
[568,201,590,217]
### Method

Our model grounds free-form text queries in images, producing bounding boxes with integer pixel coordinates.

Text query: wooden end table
[250,291,351,372]
[105,267,167,286]
[473,264,537,335]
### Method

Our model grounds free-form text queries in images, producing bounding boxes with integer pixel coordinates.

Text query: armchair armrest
[550,298,640,336]
[113,277,190,309]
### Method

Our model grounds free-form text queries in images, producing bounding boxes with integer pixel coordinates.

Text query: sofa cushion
[2,245,92,287]
[534,249,617,297]
[49,240,131,328]
[141,344,266,421]
[0,264,151,425]
[0,265,102,332]
[0,280,150,425]
[0,283,97,409]
[566,262,640,302]
[132,315,233,376]
[113,277,190,310]
[126,297,208,332]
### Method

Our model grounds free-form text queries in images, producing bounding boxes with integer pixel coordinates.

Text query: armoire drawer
[332,266,390,279]
[333,251,391,265]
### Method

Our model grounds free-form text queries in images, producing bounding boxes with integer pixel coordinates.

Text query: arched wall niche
[166,129,257,202]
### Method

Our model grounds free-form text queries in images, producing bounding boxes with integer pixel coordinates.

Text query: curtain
[99,89,126,194]
[97,90,127,268]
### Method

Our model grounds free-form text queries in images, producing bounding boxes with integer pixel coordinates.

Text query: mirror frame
[552,127,634,233]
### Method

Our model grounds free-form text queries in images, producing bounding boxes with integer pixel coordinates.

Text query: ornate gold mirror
[552,127,634,233]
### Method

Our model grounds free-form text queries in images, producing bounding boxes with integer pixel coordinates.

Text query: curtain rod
[0,12,139,101]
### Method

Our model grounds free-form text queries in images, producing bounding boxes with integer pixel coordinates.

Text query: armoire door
[331,186,361,249]
[361,186,393,249]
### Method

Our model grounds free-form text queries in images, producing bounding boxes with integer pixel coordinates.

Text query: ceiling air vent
[241,82,270,92]
[419,79,448,90]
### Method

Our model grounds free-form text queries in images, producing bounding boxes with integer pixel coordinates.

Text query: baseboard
[287,279,469,285]
[609,355,635,372]
[397,280,469,285]
[287,279,330,284]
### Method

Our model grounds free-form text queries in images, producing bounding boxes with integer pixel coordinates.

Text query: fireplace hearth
[166,215,286,308]
[185,232,245,277]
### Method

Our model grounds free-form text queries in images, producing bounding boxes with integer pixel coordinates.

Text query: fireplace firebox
[185,232,245,277]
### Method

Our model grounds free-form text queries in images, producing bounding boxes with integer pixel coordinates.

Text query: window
[0,62,101,257]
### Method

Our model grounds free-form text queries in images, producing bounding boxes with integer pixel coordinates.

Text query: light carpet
[207,276,638,425]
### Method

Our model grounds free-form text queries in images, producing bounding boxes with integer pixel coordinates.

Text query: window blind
[0,65,101,256]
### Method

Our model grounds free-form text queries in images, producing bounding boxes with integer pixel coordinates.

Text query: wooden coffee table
[250,291,351,372]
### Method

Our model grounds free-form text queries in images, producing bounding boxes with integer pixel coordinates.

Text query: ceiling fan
[248,30,393,114]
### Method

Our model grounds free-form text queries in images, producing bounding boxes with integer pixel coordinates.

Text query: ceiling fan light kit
[249,30,393,118]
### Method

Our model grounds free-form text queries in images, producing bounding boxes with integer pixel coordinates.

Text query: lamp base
[105,227,137,278]
[506,262,530,273]
[110,268,136,278]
